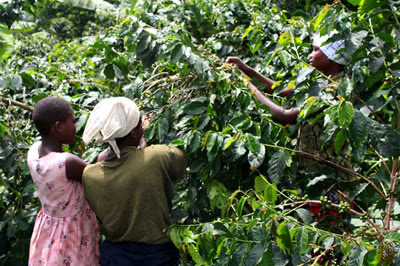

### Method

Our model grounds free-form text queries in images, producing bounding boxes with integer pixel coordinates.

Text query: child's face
[60,113,77,144]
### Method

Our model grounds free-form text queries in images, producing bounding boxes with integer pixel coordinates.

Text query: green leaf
[338,101,354,128]
[223,137,235,151]
[169,139,184,147]
[279,50,289,67]
[309,79,327,97]
[349,110,367,148]
[7,223,16,239]
[197,114,210,130]
[113,63,124,79]
[385,232,400,241]
[349,245,368,266]
[184,101,206,116]
[213,222,231,236]
[12,75,22,89]
[145,123,156,141]
[296,67,314,85]
[248,145,265,168]
[313,4,330,30]
[296,227,309,255]
[230,243,248,266]
[337,77,353,99]
[230,114,251,129]
[241,26,255,40]
[19,72,35,88]
[341,241,351,256]
[267,151,287,184]
[168,227,182,249]
[75,112,88,132]
[103,64,115,79]
[347,0,363,5]
[232,141,246,161]
[136,34,151,55]
[361,0,382,14]
[189,133,202,153]
[264,183,277,205]
[254,176,267,195]
[323,236,334,249]
[259,243,274,266]
[351,183,369,200]
[334,129,346,155]
[206,132,217,153]
[245,134,260,155]
[369,56,385,74]
[188,244,208,265]
[158,117,169,143]
[295,208,312,224]
[276,221,293,254]
[171,44,184,64]
[244,244,264,266]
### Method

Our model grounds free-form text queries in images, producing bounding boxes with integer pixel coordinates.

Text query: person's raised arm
[226,57,275,93]
[65,153,88,183]
[248,83,299,125]
[226,56,295,97]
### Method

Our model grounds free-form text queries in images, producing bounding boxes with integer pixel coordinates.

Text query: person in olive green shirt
[82,97,187,266]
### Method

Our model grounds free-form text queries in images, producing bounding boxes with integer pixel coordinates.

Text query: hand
[225,56,244,67]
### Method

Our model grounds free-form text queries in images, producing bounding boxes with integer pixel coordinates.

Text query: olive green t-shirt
[82,145,187,244]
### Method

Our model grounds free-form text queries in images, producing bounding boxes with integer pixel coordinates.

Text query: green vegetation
[1,0,400,265]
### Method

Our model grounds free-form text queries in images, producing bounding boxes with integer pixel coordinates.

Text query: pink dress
[27,142,100,266]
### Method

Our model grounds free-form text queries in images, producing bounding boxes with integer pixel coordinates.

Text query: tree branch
[353,93,384,123]
[384,101,400,229]
[296,150,386,199]
[0,97,34,112]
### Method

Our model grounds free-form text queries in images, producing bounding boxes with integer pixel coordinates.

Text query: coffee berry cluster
[319,195,331,209]
[338,201,350,214]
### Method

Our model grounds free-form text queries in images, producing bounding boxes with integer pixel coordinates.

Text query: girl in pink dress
[27,97,100,266]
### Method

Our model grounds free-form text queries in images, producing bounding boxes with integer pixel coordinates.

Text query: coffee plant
[1,0,400,265]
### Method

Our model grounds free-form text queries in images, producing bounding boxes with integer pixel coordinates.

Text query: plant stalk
[384,101,400,229]
[0,97,34,112]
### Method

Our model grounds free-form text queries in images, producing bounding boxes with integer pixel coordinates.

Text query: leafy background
[1,0,400,265]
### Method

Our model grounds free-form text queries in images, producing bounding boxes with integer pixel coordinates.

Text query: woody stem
[384,101,400,229]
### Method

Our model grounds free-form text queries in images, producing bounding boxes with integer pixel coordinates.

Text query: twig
[280,200,362,216]
[0,97,34,112]
[353,93,384,123]
[368,142,391,176]
[384,102,400,229]
[384,226,400,234]
[296,150,387,199]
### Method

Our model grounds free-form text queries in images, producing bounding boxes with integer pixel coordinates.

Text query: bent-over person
[82,97,187,266]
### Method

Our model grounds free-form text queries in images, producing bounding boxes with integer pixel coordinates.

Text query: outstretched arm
[226,57,295,96]
[65,154,88,183]
[249,82,299,125]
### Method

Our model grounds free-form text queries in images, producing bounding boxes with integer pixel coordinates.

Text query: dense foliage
[1,0,400,265]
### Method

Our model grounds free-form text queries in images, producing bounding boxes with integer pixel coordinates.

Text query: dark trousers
[99,240,180,266]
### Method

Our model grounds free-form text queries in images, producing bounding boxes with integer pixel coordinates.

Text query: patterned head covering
[313,32,346,65]
[83,97,140,158]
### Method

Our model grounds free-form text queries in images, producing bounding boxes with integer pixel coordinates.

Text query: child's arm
[226,56,295,96]
[65,154,88,183]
